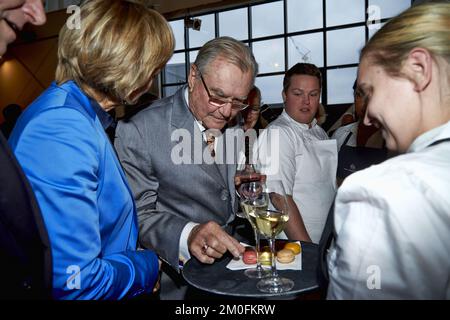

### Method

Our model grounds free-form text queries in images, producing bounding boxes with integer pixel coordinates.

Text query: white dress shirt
[327,120,450,299]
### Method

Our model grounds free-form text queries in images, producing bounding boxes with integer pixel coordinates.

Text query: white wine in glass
[240,200,268,230]
[255,180,294,293]
[254,209,289,239]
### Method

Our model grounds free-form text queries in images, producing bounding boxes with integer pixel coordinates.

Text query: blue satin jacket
[9,81,158,299]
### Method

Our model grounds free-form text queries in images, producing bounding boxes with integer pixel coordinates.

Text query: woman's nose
[24,0,47,26]
[363,110,372,126]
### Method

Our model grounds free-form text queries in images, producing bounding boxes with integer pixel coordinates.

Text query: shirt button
[221,190,229,201]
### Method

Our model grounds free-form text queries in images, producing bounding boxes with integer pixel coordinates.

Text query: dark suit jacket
[0,132,52,299]
[317,199,335,296]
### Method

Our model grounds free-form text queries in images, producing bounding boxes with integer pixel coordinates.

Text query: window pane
[251,1,284,38]
[253,38,285,74]
[189,14,215,48]
[326,0,365,27]
[327,27,365,66]
[170,20,185,51]
[287,0,323,32]
[163,85,184,98]
[368,22,386,39]
[369,0,410,19]
[255,75,284,105]
[327,67,358,104]
[288,33,324,68]
[219,8,248,41]
[164,53,185,84]
[189,50,199,67]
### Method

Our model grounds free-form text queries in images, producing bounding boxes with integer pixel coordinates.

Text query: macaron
[242,249,257,265]
[284,242,301,255]
[276,248,295,264]
[258,251,272,266]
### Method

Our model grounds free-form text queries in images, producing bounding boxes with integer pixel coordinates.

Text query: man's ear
[282,90,287,103]
[404,47,432,92]
[187,65,197,92]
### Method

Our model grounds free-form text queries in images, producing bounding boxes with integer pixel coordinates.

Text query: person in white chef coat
[327,1,450,299]
[255,63,337,243]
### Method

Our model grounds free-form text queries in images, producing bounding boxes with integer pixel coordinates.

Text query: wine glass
[255,180,294,293]
[235,163,259,219]
[239,181,270,279]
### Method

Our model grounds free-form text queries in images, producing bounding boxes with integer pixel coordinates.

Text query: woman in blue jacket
[9,0,174,299]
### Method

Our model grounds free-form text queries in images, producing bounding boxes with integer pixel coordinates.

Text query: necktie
[206,133,215,158]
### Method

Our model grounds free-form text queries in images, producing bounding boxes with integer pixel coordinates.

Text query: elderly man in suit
[115,36,258,299]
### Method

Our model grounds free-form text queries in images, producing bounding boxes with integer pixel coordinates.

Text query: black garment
[337,132,388,179]
[0,132,52,299]
[316,199,335,296]
[0,121,15,139]
[1,104,22,139]
[89,98,117,144]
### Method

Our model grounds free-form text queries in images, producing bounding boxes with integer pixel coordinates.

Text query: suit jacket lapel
[170,86,227,188]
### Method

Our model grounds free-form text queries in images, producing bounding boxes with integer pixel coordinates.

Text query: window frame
[161,0,413,109]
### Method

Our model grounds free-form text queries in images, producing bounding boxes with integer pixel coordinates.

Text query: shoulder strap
[343,131,353,146]
[427,138,450,148]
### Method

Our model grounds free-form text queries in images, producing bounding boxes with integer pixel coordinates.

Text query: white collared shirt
[327,121,450,299]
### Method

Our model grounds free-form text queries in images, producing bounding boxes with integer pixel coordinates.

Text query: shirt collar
[89,97,116,131]
[184,87,206,133]
[408,120,450,153]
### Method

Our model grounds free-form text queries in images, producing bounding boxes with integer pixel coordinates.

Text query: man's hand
[187,221,245,264]
[152,258,163,293]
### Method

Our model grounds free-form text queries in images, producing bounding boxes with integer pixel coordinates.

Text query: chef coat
[256,110,337,243]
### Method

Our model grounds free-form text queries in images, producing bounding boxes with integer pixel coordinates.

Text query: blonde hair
[56,0,174,104]
[361,1,450,77]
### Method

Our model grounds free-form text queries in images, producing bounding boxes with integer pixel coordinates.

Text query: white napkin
[226,242,302,271]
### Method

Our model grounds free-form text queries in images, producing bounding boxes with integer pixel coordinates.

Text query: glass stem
[268,237,278,278]
[253,228,262,271]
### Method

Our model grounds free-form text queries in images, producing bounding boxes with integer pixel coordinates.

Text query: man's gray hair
[194,36,258,85]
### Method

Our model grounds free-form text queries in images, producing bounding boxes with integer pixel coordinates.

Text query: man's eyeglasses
[197,66,249,111]
[247,105,261,112]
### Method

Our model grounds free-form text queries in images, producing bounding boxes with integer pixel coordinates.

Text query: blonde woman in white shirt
[327,2,450,299]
